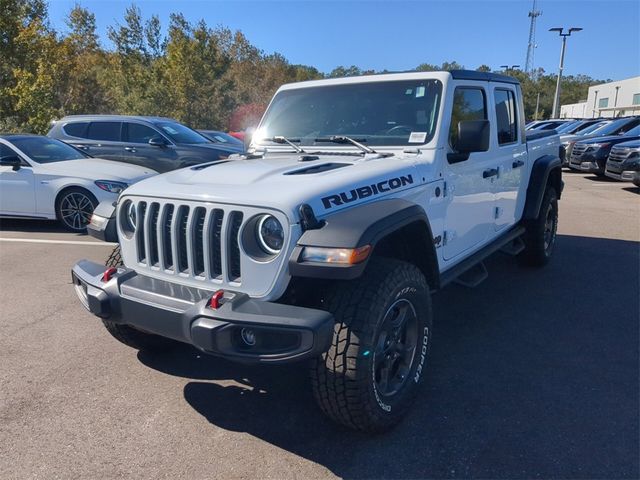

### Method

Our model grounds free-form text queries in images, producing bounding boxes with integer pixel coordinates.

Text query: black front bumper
[71,260,334,364]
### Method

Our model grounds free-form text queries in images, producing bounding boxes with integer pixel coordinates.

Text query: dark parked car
[48,115,239,173]
[569,124,640,175]
[605,139,640,182]
[525,119,572,131]
[555,118,605,135]
[197,130,244,152]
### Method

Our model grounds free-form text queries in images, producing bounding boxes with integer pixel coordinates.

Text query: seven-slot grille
[570,143,589,163]
[129,201,244,283]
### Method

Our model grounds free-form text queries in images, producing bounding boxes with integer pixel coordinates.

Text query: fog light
[240,328,256,346]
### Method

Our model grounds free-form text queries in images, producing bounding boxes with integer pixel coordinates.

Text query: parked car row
[1,115,246,231]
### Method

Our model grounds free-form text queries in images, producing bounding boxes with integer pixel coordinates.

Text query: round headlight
[256,215,284,254]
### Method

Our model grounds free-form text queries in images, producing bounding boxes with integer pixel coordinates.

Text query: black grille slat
[162,205,174,269]
[177,206,190,273]
[192,207,206,276]
[148,203,160,266]
[228,211,243,281]
[209,209,224,277]
[136,202,147,263]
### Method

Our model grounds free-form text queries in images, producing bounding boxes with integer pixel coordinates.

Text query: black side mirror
[448,119,490,163]
[0,155,22,171]
[148,136,167,147]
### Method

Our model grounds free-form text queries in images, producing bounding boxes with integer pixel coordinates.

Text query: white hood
[39,158,155,183]
[123,150,438,220]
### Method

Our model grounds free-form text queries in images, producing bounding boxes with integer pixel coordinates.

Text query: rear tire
[310,258,433,433]
[520,186,558,267]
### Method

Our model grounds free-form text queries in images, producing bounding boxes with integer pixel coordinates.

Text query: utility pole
[534,92,541,120]
[525,0,542,78]
[550,27,582,119]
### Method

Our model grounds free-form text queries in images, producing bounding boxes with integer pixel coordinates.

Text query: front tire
[310,258,433,432]
[55,187,97,232]
[520,186,558,266]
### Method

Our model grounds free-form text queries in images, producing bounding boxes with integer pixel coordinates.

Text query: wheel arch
[288,198,441,289]
[523,154,563,220]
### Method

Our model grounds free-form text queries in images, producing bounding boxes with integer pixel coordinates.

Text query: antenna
[525,0,542,78]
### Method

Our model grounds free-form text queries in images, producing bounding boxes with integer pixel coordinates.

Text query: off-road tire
[310,257,433,433]
[105,245,123,268]
[102,246,172,351]
[520,186,558,267]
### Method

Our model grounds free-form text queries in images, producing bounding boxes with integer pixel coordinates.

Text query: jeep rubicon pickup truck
[72,70,563,432]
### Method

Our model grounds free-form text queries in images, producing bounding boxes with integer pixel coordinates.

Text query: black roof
[449,70,520,85]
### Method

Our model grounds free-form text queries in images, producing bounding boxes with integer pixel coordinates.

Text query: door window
[494,89,518,145]
[125,123,160,144]
[449,87,487,150]
[1,143,15,159]
[87,122,122,141]
[62,122,89,138]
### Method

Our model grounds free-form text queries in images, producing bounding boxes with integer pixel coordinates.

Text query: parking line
[0,238,116,246]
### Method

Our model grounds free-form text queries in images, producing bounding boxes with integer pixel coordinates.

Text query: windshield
[579,122,609,135]
[9,137,89,163]
[593,118,636,136]
[201,131,242,145]
[624,125,640,136]
[255,80,443,147]
[155,122,210,144]
[555,121,579,133]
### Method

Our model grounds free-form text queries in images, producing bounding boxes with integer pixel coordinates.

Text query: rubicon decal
[321,175,414,209]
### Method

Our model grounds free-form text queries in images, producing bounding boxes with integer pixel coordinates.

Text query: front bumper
[71,260,334,363]
[604,169,638,182]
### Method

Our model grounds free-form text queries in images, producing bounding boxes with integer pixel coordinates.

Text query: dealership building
[560,76,640,119]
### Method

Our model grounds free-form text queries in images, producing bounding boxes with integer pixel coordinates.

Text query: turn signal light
[301,245,371,265]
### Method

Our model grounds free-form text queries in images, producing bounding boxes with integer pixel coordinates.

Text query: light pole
[550,27,582,118]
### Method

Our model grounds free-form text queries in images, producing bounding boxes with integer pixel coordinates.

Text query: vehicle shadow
[0,218,83,235]
[583,175,615,182]
[622,186,639,194]
[138,234,639,479]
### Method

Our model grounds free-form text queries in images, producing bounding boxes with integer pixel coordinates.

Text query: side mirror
[148,136,167,147]
[0,155,22,171]
[448,119,490,163]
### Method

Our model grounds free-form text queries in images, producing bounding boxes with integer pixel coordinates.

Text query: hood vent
[284,163,351,175]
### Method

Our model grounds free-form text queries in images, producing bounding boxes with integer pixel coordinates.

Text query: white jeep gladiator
[72,70,563,432]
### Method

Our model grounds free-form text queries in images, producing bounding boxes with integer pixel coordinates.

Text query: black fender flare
[523,154,563,220]
[288,198,440,285]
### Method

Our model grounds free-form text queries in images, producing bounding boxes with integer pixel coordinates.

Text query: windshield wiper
[314,135,375,154]
[271,136,306,153]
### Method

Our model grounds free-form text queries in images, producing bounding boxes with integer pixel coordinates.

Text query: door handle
[512,160,525,168]
[124,147,137,153]
[483,168,498,178]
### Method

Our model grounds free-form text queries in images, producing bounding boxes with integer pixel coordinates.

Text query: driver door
[0,143,36,216]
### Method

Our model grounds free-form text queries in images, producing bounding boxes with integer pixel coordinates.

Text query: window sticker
[405,89,413,95]
[409,132,427,143]
[416,86,425,98]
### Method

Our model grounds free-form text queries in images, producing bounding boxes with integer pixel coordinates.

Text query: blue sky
[47,0,640,81]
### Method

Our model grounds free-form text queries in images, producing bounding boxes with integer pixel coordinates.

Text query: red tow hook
[209,290,225,309]
[101,267,118,282]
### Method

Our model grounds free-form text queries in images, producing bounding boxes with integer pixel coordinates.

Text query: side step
[439,226,526,289]
[454,261,488,288]
[500,237,525,256]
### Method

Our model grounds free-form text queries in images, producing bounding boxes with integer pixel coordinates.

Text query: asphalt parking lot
[0,172,638,479]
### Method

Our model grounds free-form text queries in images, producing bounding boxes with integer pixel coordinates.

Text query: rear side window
[494,89,518,144]
[0,143,16,158]
[87,122,122,141]
[449,87,487,149]
[62,122,89,138]
[125,123,160,143]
